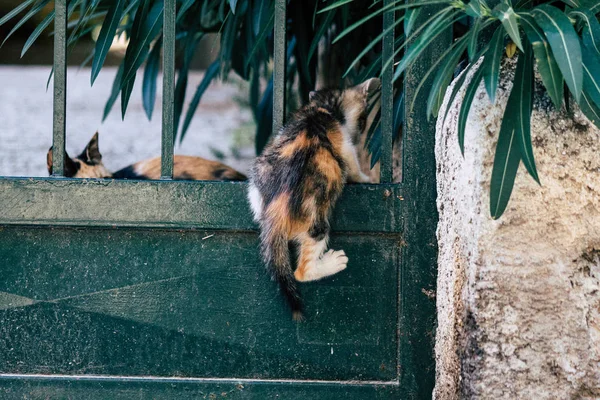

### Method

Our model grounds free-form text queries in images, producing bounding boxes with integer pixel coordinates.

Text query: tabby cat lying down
[46,132,247,181]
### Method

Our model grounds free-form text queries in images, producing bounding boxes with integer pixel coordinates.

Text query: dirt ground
[0,66,255,178]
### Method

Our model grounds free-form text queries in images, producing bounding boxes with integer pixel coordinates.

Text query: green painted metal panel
[0,226,398,381]
[0,377,401,399]
[399,4,449,399]
[380,0,395,183]
[0,179,403,233]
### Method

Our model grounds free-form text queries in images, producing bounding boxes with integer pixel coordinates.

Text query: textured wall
[434,61,600,399]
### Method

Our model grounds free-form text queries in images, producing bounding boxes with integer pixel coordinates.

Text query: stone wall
[434,62,600,399]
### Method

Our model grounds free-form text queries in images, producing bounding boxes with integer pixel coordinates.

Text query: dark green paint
[380,0,395,183]
[1,0,446,397]
[51,0,67,177]
[400,4,448,399]
[0,377,401,399]
[0,179,403,233]
[161,0,176,178]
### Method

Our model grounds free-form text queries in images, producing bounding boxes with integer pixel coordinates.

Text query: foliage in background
[0,0,400,160]
[3,0,600,218]
[331,0,599,218]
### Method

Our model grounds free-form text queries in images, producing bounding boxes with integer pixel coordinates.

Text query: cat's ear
[357,78,381,97]
[309,91,317,101]
[46,146,76,176]
[83,132,102,165]
[46,147,53,175]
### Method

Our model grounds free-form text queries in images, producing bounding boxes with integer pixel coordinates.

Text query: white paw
[320,249,348,276]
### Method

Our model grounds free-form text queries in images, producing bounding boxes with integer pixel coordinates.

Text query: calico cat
[47,132,247,181]
[247,78,380,321]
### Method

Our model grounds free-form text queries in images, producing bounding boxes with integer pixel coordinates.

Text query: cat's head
[308,77,381,141]
[46,132,112,178]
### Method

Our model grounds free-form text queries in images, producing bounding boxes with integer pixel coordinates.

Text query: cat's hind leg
[293,233,348,282]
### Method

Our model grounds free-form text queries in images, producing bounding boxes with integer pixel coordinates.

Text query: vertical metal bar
[161,0,176,179]
[380,0,395,183]
[400,2,451,396]
[52,0,67,177]
[272,0,287,134]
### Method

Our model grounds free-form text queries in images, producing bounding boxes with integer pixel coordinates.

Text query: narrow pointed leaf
[579,91,600,129]
[511,42,539,183]
[0,0,36,27]
[91,0,125,85]
[142,39,162,120]
[180,60,221,142]
[520,13,563,108]
[175,34,202,137]
[21,10,54,57]
[489,118,522,219]
[122,1,164,84]
[404,8,420,36]
[121,75,136,119]
[255,77,274,155]
[532,4,582,100]
[229,0,238,14]
[177,0,196,22]
[581,42,600,109]
[570,9,600,55]
[482,26,505,103]
[492,3,523,51]
[427,38,469,118]
[318,0,355,14]
[468,18,482,62]
[393,8,457,82]
[245,12,274,68]
[308,9,336,62]
[253,0,272,36]
[458,65,484,154]
[2,0,51,47]
[103,62,125,121]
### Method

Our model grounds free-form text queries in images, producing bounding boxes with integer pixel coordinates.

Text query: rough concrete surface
[434,60,600,399]
[0,66,254,178]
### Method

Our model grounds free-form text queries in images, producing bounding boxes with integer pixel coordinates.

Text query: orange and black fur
[247,78,380,321]
[47,132,247,181]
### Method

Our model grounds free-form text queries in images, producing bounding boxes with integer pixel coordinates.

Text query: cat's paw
[320,249,348,277]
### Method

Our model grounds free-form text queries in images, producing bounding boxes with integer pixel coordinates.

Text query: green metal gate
[0,0,444,398]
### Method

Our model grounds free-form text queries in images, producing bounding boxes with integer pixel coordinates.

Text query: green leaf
[180,60,221,143]
[1,0,51,47]
[91,0,125,85]
[255,78,274,155]
[466,1,483,18]
[229,0,238,14]
[318,0,354,14]
[520,13,563,108]
[489,112,521,219]
[532,4,582,101]
[253,0,272,36]
[458,64,485,154]
[103,62,125,121]
[468,18,482,62]
[175,33,202,137]
[579,91,600,129]
[121,74,136,120]
[511,41,539,183]
[393,8,458,82]
[581,42,600,109]
[440,53,481,129]
[177,0,195,22]
[122,0,164,85]
[482,25,505,103]
[308,8,336,63]
[492,3,523,52]
[0,0,36,27]
[245,12,274,68]
[21,9,54,57]
[142,38,162,120]
[427,37,469,118]
[404,8,420,36]
[570,9,600,56]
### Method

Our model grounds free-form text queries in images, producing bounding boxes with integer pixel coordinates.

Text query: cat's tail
[259,220,304,321]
